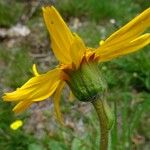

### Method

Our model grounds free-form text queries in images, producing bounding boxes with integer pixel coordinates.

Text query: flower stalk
[92,98,113,150]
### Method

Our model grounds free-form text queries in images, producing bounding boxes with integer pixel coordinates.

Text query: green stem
[92,99,109,150]
[111,100,118,150]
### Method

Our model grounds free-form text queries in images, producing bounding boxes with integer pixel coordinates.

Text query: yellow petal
[42,6,74,64]
[96,8,150,54]
[13,101,33,113]
[10,120,23,130]
[99,33,150,62]
[32,64,39,76]
[53,81,65,124]
[3,68,62,102]
[70,33,86,68]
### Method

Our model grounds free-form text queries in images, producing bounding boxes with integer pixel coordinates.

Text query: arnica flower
[3,7,150,124]
[10,120,23,130]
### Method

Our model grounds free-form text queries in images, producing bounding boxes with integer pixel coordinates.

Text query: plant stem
[92,99,109,150]
[111,100,118,150]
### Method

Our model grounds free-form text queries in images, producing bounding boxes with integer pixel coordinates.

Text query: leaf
[28,143,44,150]
[48,140,67,150]
[71,138,87,150]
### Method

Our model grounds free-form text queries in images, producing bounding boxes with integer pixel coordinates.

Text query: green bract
[67,62,107,102]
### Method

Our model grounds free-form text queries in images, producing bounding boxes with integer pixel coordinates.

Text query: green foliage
[0,46,32,89]
[0,98,35,150]
[48,140,68,150]
[0,1,24,27]
[56,0,141,22]
[76,22,104,47]
[110,48,150,92]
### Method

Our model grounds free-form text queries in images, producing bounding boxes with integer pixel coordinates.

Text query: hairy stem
[92,99,109,150]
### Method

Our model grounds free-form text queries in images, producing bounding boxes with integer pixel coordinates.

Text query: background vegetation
[0,0,150,149]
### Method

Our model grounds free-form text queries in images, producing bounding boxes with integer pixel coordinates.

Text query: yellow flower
[3,6,150,123]
[10,120,23,130]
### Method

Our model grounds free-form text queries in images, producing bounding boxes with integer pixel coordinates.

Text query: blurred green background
[0,0,150,150]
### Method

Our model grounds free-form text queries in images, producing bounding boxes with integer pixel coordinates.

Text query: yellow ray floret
[53,81,65,124]
[32,64,40,76]
[42,6,74,64]
[98,8,150,49]
[96,8,150,61]
[70,33,86,68]
[3,68,61,102]
[98,33,150,62]
[13,100,33,113]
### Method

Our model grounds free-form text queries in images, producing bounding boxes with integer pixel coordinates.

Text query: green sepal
[67,62,107,102]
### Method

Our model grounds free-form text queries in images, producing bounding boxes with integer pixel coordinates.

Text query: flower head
[3,6,150,123]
